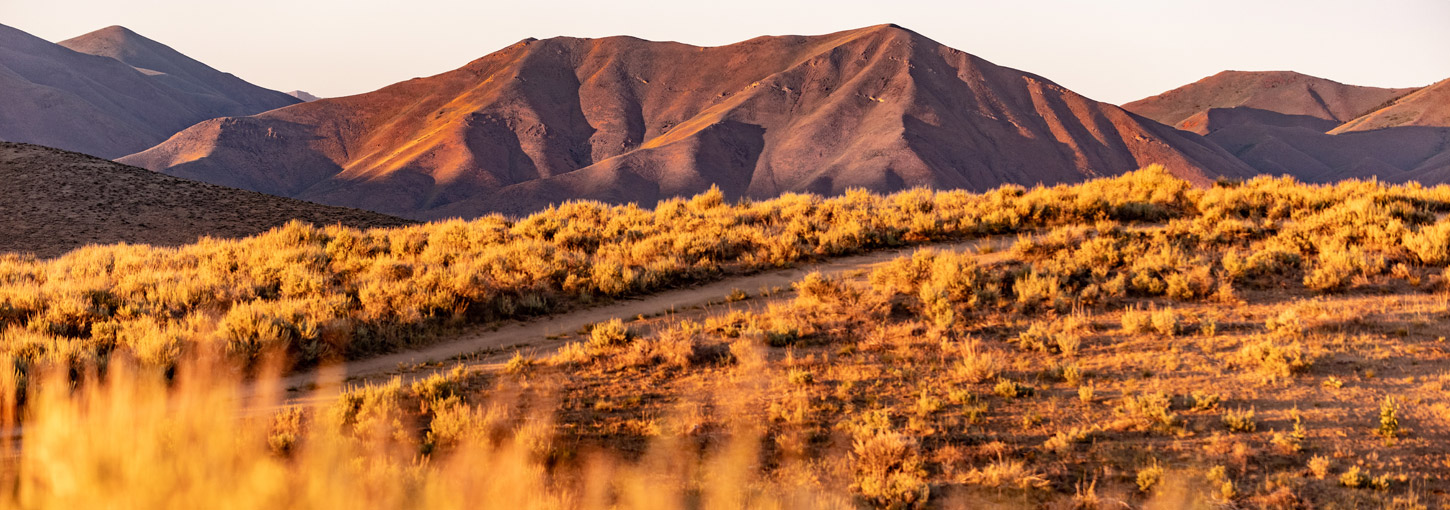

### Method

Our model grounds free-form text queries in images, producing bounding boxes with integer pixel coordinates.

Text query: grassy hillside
[8,166,1450,508]
[0,166,1198,370]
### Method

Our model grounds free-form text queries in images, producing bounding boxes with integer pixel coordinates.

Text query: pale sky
[5,0,1449,104]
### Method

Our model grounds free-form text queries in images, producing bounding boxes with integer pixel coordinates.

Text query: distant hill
[120,25,1254,220]
[0,142,411,258]
[287,90,322,102]
[1126,71,1449,183]
[1332,78,1450,133]
[1123,71,1415,134]
[59,26,300,116]
[0,23,298,158]
[1201,110,1450,183]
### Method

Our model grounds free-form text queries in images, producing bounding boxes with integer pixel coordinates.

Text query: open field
[9,167,1450,508]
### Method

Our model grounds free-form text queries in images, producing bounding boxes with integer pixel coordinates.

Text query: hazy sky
[6,0,1449,104]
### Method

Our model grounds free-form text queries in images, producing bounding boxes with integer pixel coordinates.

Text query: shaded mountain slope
[59,25,300,117]
[1199,109,1450,182]
[0,142,411,258]
[122,25,1254,220]
[0,23,298,158]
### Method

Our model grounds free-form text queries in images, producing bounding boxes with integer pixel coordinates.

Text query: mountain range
[118,25,1255,219]
[0,22,1447,234]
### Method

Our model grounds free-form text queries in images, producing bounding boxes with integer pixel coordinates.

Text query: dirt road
[279,236,1011,394]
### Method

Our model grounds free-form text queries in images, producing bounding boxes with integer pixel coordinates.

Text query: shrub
[851,430,930,508]
[1150,307,1179,336]
[993,379,1032,399]
[504,352,536,374]
[787,368,814,386]
[1200,317,1218,337]
[423,398,483,452]
[1406,220,1450,265]
[1340,466,1370,488]
[1265,308,1304,338]
[1239,338,1310,382]
[1221,407,1257,432]
[411,367,464,413]
[1121,306,1152,334]
[268,407,303,456]
[1123,391,1178,430]
[586,319,635,352]
[1379,396,1400,441]
[1308,455,1332,480]
[1191,391,1221,411]
[951,339,1002,384]
[1137,461,1164,493]
[1042,426,1098,454]
[1017,315,1088,355]
[1303,255,1357,292]
[962,459,1049,490]
[912,391,943,416]
[1013,271,1064,311]
[325,378,407,442]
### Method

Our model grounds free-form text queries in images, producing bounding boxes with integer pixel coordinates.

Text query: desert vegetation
[8,167,1450,508]
[0,166,1198,373]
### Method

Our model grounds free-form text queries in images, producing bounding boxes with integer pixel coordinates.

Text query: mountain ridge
[1123,70,1417,134]
[122,24,1255,220]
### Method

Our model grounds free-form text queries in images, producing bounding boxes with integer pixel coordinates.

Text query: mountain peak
[62,25,164,55]
[121,26,1252,219]
[90,25,143,38]
[57,24,300,117]
[287,90,322,102]
[0,23,299,158]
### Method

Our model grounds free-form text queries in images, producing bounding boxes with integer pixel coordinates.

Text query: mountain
[287,90,322,102]
[0,23,298,158]
[1122,71,1415,134]
[1332,78,1450,133]
[1126,71,1449,183]
[120,25,1254,220]
[59,26,300,116]
[0,142,411,258]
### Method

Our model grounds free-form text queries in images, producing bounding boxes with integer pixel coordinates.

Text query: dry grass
[8,168,1450,508]
[0,167,1199,374]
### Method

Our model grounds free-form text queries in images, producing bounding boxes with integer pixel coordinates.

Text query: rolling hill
[0,142,411,258]
[0,23,298,158]
[121,24,1255,220]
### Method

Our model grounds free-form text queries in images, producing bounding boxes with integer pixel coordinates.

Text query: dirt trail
[279,236,1010,394]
